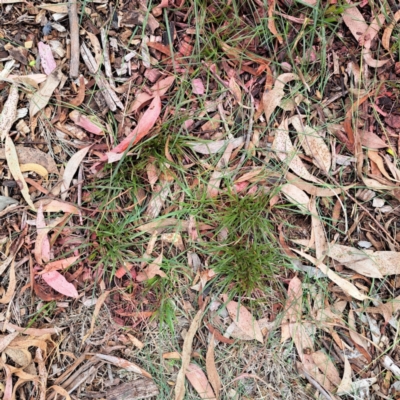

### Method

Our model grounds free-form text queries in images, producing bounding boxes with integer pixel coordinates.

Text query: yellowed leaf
[5,135,35,210]
[312,350,341,387]
[20,163,48,178]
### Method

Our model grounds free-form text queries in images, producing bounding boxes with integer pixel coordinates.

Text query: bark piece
[105,379,159,399]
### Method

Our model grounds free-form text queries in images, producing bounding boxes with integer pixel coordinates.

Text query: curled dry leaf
[186,363,216,400]
[290,116,331,172]
[272,118,319,183]
[263,73,299,123]
[5,135,35,210]
[61,146,91,201]
[41,271,78,298]
[136,253,166,282]
[20,163,48,178]
[367,150,392,181]
[267,0,283,44]
[221,295,263,343]
[383,10,400,51]
[95,354,152,379]
[327,244,400,277]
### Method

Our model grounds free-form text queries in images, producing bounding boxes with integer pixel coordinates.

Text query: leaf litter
[2,0,400,398]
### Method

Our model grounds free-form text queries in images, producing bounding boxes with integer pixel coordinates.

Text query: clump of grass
[203,189,288,295]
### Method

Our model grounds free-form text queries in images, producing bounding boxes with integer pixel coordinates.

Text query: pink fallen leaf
[136,254,166,282]
[38,42,57,75]
[42,270,78,298]
[115,262,134,279]
[186,363,216,400]
[130,76,174,112]
[106,96,161,161]
[69,110,103,135]
[221,295,263,343]
[39,256,80,275]
[192,78,205,95]
[361,130,387,149]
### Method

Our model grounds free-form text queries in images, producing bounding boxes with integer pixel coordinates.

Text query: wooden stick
[69,0,80,79]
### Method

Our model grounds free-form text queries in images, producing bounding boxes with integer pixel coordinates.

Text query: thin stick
[69,0,80,79]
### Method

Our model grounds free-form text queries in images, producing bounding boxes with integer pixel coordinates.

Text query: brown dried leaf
[281,183,309,212]
[327,244,400,277]
[291,117,331,172]
[206,335,221,399]
[222,296,263,343]
[361,131,387,149]
[29,68,62,117]
[0,146,58,174]
[337,356,353,395]
[312,350,341,387]
[382,10,400,51]
[175,308,204,400]
[272,118,319,183]
[136,254,166,282]
[368,150,392,181]
[348,309,369,351]
[186,363,216,400]
[309,197,327,260]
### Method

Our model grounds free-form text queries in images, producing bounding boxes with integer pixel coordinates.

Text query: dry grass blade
[175,308,204,400]
[82,290,110,343]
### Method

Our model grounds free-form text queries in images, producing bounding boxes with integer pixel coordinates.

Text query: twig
[69,0,80,79]
[231,94,255,181]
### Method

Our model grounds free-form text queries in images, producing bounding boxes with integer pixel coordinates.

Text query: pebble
[372,198,385,208]
[358,241,372,249]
